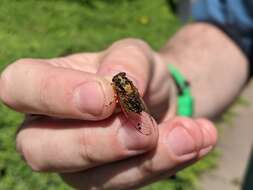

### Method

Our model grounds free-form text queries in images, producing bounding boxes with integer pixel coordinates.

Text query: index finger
[0,58,116,120]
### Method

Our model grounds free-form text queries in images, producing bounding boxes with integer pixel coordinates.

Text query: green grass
[0,0,218,189]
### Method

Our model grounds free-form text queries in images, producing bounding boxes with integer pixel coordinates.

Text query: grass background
[0,0,218,189]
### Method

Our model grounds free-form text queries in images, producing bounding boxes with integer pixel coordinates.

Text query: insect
[112,72,154,135]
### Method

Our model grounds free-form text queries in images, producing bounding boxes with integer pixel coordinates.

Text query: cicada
[112,72,154,135]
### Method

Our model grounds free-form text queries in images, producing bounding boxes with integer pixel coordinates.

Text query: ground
[200,80,253,190]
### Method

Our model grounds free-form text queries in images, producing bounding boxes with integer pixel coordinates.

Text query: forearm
[159,23,249,118]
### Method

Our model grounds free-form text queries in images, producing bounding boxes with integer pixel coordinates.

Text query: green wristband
[167,64,194,117]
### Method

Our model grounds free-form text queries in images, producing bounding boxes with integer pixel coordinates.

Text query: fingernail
[74,81,104,116]
[167,126,196,157]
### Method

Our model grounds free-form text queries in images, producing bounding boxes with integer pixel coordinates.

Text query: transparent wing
[124,111,154,136]
[117,92,155,136]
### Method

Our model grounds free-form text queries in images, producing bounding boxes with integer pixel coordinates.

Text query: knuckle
[78,129,99,166]
[38,69,56,112]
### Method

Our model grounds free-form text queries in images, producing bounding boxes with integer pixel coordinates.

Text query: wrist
[159,23,248,118]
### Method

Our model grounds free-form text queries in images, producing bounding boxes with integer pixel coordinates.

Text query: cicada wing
[117,93,155,136]
[126,111,155,136]
[140,96,150,114]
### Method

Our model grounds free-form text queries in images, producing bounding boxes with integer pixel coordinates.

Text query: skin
[0,22,247,189]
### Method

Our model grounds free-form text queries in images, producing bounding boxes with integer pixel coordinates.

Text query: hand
[0,39,217,189]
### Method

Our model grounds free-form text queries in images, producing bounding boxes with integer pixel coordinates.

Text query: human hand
[0,39,217,189]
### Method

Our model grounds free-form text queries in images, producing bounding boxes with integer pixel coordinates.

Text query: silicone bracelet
[167,64,194,117]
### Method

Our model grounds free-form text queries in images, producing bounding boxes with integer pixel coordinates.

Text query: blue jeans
[191,0,253,58]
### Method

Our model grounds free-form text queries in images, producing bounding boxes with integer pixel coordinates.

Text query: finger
[61,117,217,190]
[97,38,154,96]
[16,113,158,172]
[48,53,102,73]
[0,58,115,120]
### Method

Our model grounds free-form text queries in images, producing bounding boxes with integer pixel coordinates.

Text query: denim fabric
[192,0,253,58]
